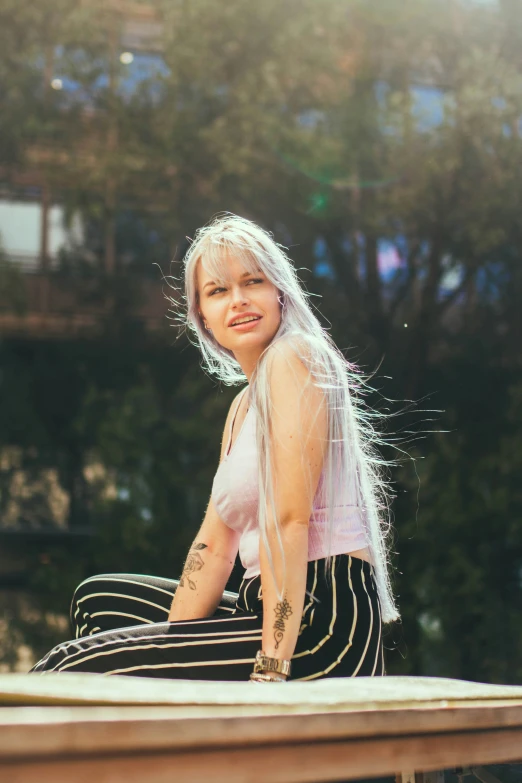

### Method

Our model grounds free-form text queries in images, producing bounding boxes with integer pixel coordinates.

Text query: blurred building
[0,1,169,338]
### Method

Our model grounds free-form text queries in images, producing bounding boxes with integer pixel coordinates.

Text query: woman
[31,213,400,682]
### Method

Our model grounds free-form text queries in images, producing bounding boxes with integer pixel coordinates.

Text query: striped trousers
[30,554,385,680]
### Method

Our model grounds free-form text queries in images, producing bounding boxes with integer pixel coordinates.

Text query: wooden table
[0,673,521,783]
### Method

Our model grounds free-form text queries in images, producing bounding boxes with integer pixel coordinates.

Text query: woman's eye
[209,279,263,296]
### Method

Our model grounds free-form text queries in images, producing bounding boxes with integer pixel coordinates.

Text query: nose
[230,285,250,306]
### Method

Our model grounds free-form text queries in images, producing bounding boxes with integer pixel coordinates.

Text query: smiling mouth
[229,317,262,327]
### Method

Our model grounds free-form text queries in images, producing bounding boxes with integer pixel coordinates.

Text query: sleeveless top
[211,387,369,578]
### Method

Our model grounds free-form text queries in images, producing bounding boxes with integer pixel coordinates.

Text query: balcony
[0,268,171,338]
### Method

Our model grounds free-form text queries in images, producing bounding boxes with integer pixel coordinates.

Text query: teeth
[231,316,260,326]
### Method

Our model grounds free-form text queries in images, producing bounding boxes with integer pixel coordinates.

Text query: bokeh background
[0,0,521,681]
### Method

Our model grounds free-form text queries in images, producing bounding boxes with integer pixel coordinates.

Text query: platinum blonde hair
[167,212,402,623]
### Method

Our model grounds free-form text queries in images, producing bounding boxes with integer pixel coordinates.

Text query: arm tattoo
[179,542,208,591]
[273,596,293,650]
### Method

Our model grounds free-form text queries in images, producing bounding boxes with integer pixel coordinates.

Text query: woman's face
[196,252,282,379]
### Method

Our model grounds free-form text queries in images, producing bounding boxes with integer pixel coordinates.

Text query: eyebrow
[203,271,255,290]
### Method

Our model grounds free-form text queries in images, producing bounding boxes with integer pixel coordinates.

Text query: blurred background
[0,0,521,681]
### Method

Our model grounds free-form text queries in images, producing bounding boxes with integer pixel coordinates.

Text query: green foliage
[0,327,239,663]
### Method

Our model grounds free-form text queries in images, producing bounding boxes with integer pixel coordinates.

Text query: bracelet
[250,672,287,683]
[253,649,292,678]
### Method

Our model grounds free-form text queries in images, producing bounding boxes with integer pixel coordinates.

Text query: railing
[0,269,173,337]
[0,254,45,273]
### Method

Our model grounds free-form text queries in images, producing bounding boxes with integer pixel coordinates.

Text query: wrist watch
[253,649,292,678]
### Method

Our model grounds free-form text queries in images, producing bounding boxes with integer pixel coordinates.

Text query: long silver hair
[166,212,402,623]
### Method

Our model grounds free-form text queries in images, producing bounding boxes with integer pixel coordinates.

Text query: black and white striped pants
[30,554,385,680]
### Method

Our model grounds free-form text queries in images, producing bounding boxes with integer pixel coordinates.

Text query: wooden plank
[2,701,522,758]
[2,672,522,709]
[2,675,522,782]
[1,727,522,783]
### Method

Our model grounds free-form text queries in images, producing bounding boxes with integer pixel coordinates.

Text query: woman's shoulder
[266,336,325,415]
[265,331,313,368]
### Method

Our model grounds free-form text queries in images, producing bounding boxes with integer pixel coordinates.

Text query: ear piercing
[199,312,212,332]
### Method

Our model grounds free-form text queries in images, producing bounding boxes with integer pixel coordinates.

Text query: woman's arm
[168,498,240,621]
[259,519,309,665]
[168,390,245,622]
[259,342,327,675]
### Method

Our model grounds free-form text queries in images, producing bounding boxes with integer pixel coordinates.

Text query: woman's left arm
[258,341,327,677]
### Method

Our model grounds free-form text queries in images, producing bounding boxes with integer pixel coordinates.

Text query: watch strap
[253,650,292,677]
